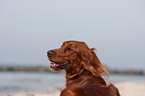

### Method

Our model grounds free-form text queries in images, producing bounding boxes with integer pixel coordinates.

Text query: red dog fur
[47,41,120,96]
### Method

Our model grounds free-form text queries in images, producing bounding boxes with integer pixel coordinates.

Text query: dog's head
[47,41,108,76]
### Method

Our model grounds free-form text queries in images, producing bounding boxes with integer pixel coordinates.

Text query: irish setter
[47,41,120,96]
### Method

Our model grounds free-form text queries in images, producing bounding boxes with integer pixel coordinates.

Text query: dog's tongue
[54,63,60,66]
[51,62,60,67]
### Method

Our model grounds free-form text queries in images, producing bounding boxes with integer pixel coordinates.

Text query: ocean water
[0,72,145,93]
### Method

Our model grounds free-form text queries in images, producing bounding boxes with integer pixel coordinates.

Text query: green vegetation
[108,69,145,75]
[0,66,51,72]
[0,66,145,75]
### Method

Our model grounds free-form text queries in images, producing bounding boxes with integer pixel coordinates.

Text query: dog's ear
[80,48,108,77]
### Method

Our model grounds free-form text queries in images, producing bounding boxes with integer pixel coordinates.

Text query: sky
[0,0,145,70]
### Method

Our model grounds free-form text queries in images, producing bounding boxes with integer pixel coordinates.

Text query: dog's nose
[47,50,54,57]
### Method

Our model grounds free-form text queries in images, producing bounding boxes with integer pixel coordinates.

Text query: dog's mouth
[50,60,71,70]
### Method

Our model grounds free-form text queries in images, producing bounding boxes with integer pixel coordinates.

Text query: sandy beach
[115,81,145,96]
[0,81,145,96]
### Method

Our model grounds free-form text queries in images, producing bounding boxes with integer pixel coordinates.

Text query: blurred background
[0,0,145,94]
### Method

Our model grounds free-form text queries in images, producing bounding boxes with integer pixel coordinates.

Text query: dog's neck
[65,68,106,87]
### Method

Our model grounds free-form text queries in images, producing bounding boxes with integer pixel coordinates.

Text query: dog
[47,41,120,96]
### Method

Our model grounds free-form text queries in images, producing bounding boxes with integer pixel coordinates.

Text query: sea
[0,72,145,93]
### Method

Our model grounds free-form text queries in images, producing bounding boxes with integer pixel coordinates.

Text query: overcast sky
[0,0,145,70]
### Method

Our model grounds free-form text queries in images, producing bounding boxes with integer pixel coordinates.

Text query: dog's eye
[67,48,73,51]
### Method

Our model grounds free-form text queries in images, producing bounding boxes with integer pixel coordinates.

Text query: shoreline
[0,80,145,96]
